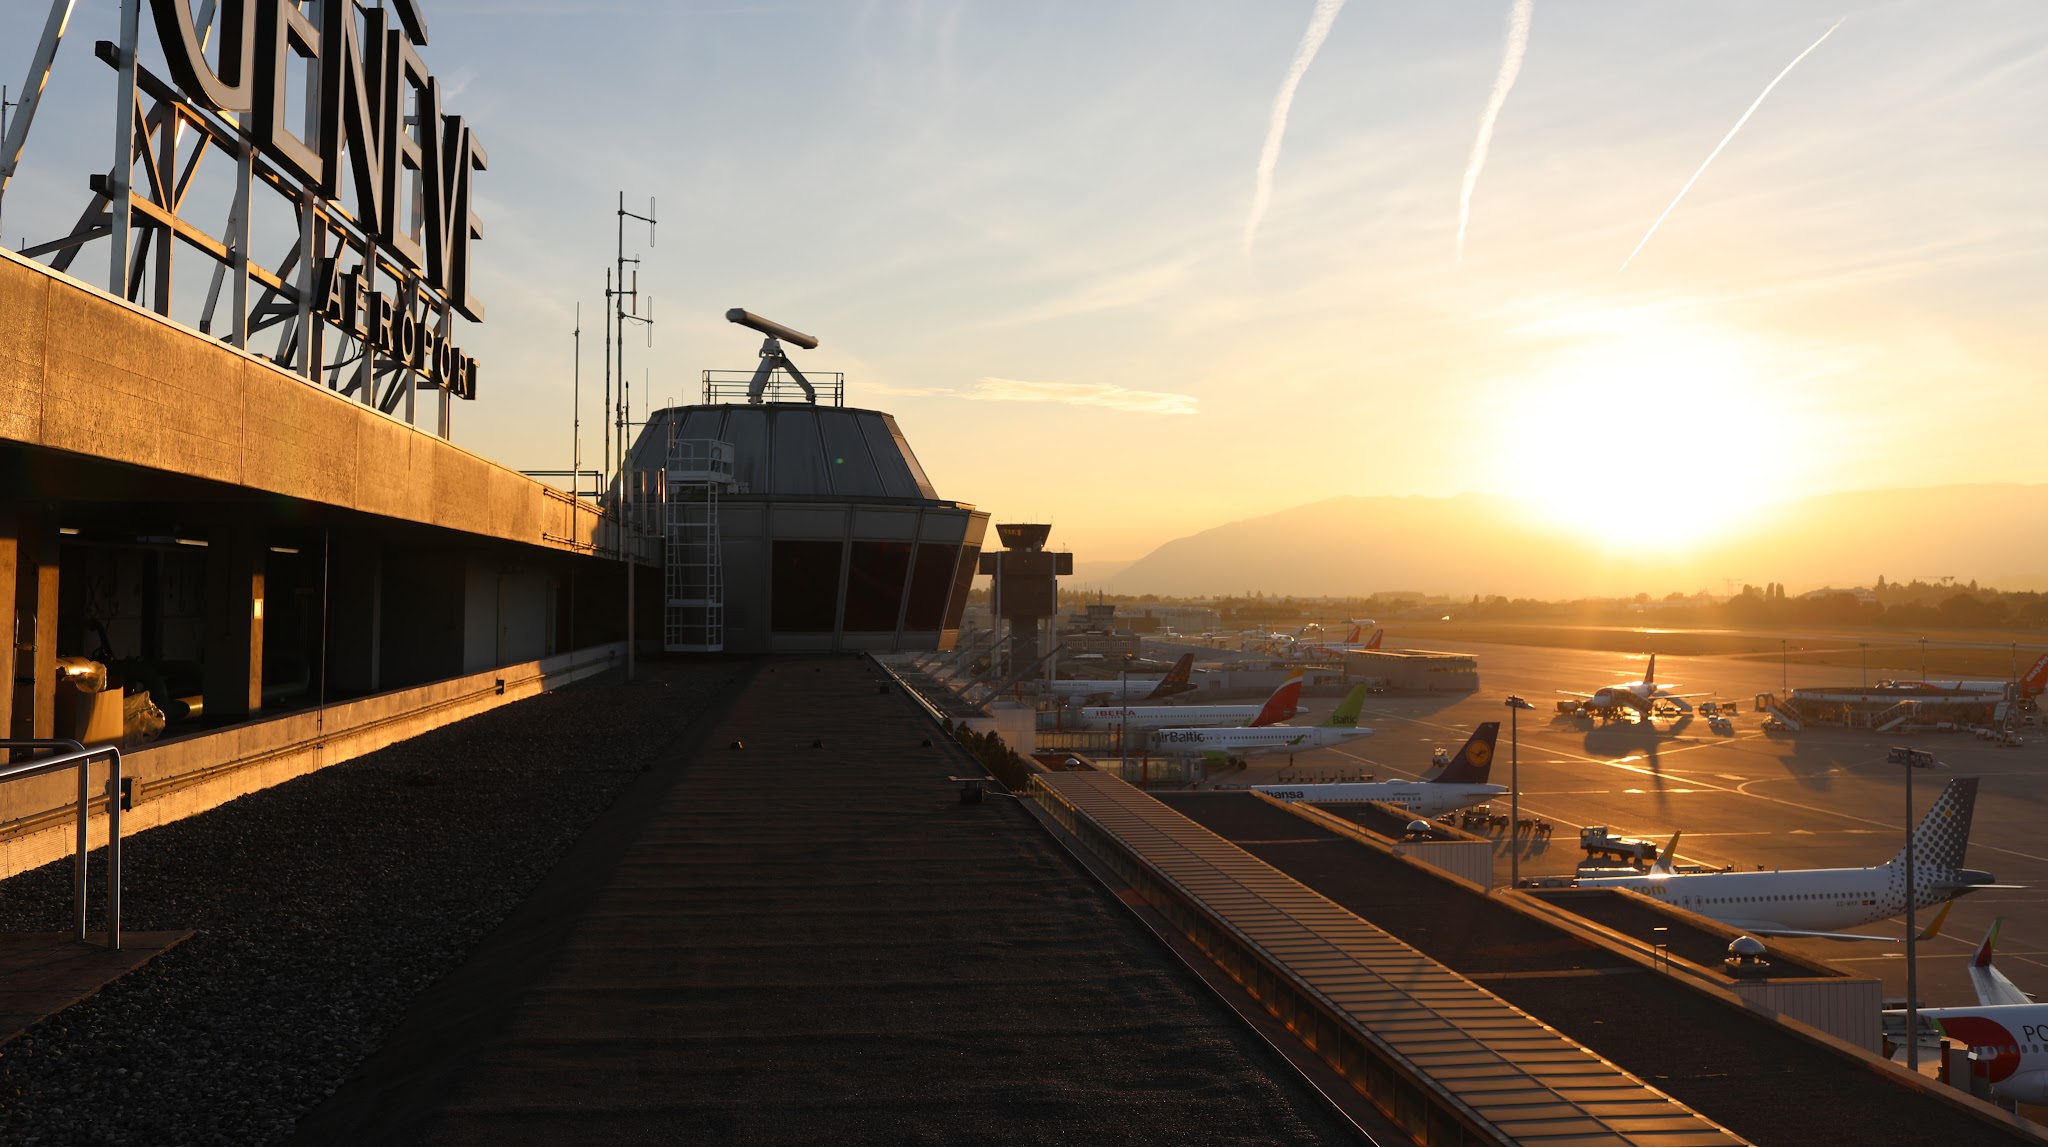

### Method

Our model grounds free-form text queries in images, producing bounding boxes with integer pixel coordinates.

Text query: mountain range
[1092,485,2048,600]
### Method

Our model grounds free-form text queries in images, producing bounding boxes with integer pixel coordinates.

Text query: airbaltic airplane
[1252,722,1505,817]
[1559,654,1704,717]
[1579,777,1998,940]
[1887,919,2048,1105]
[1080,673,1304,730]
[1045,653,1195,702]
[1153,685,1372,760]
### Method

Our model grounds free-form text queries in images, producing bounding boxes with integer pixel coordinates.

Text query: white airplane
[1252,722,1505,816]
[1884,654,2048,699]
[1578,777,1998,940]
[1887,919,2048,1105]
[1045,653,1195,702]
[1153,685,1372,761]
[1559,654,1705,718]
[1079,673,1304,730]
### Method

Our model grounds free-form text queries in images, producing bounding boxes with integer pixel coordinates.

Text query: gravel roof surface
[292,657,1357,1146]
[0,661,748,1145]
[1156,791,2040,1147]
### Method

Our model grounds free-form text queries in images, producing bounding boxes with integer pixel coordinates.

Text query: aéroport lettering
[150,0,485,393]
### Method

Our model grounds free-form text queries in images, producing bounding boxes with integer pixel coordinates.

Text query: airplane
[1079,672,1305,730]
[1577,777,2000,940]
[1152,684,1373,761]
[1286,626,1362,659]
[1354,628,1384,652]
[1558,654,1705,718]
[1251,722,1505,816]
[1882,653,2048,699]
[1885,918,2048,1105]
[1045,653,1196,702]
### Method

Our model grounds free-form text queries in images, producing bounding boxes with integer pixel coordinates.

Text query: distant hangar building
[1345,649,1479,692]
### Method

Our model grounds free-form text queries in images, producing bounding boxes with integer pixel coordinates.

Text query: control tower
[977,524,1072,675]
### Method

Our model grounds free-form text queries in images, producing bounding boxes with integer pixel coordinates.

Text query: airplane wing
[1556,690,1596,699]
[1727,900,1955,944]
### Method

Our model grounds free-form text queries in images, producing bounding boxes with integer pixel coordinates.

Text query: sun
[1479,322,1809,551]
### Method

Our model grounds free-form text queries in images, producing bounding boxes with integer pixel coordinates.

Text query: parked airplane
[1578,777,1998,940]
[1287,626,1364,659]
[1045,653,1195,701]
[1080,673,1305,730]
[1252,723,1504,816]
[1559,654,1704,717]
[1883,653,2048,699]
[1153,685,1372,761]
[1887,918,2048,1104]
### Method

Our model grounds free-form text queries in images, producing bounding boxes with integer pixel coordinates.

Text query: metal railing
[0,740,123,949]
[701,369,845,406]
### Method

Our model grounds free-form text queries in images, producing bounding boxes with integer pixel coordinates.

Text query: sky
[4,0,2045,570]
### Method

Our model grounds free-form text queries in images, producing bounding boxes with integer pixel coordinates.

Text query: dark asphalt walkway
[293,658,1353,1146]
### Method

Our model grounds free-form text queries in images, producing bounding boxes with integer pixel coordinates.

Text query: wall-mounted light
[175,537,209,547]
[269,545,300,554]
[58,527,81,536]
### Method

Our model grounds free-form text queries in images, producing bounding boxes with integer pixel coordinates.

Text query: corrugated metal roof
[630,405,942,501]
[1038,772,1750,1147]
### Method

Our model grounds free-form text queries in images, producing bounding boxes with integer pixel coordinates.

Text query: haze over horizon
[3,1,2042,570]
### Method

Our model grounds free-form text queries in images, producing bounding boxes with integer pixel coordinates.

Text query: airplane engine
[1998,1070,2048,1106]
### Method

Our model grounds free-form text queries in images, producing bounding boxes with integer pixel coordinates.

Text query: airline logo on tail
[1248,673,1305,727]
[1143,653,1197,700]
[1429,722,1500,784]
[1362,629,1384,651]
[1324,684,1370,727]
[1344,625,1361,644]
[2024,653,2048,698]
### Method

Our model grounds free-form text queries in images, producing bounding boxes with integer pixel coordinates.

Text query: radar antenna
[725,309,819,404]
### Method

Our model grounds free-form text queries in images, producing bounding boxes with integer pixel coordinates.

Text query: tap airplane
[1578,777,1998,940]
[1046,653,1195,702]
[1887,919,2048,1105]
[1559,654,1705,717]
[1080,672,1305,730]
[1153,685,1372,760]
[1252,723,1505,816]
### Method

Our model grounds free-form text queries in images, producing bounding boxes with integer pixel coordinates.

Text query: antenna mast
[609,191,656,493]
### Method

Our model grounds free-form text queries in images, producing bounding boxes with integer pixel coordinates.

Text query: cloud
[965,378,1199,415]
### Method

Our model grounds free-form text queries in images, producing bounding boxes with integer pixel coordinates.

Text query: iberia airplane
[1081,672,1306,730]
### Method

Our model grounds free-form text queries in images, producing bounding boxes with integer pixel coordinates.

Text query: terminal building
[1343,648,1480,692]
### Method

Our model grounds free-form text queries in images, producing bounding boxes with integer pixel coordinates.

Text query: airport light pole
[1920,637,1927,682]
[1897,747,1939,1074]
[1504,695,1535,890]
[1861,643,1868,688]
[1781,639,1787,696]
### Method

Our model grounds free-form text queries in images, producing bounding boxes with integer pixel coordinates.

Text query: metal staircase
[664,436,737,652]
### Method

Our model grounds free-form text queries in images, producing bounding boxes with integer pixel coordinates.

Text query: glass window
[843,541,911,633]
[903,544,958,631]
[944,546,980,630]
[771,540,843,632]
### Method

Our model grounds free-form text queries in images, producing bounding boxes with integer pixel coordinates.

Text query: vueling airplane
[1081,672,1305,730]
[1578,777,1999,940]
[1888,918,2048,1105]
[1252,722,1504,816]
[1152,684,1372,760]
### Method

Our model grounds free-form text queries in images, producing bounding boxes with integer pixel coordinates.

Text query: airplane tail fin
[1322,684,1370,727]
[1643,653,1657,692]
[1428,722,1500,784]
[1144,653,1196,699]
[1885,776,1979,876]
[1650,832,1682,875]
[2023,653,2048,698]
[1364,629,1384,651]
[1968,916,2034,1006]
[1345,625,1361,644]
[1248,672,1305,727]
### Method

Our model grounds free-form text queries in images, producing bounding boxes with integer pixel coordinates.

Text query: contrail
[1620,17,1846,272]
[1244,0,1347,255]
[1457,0,1534,265]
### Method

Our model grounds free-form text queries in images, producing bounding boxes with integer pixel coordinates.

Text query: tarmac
[290,658,1357,1145]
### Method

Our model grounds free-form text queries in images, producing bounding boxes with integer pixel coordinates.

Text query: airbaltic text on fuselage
[149,0,488,326]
